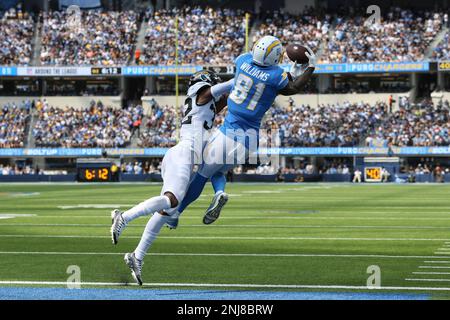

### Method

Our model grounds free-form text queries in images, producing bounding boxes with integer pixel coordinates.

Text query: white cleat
[110,209,127,245]
[124,252,143,286]
[203,192,228,225]
[165,216,179,229]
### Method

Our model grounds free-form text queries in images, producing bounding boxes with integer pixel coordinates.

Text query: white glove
[304,46,316,68]
[289,61,304,78]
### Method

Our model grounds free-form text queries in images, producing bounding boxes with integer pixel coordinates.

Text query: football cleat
[165,216,179,230]
[124,252,143,286]
[110,209,127,245]
[203,192,228,225]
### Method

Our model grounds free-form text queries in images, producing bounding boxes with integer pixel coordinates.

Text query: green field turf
[1,182,450,299]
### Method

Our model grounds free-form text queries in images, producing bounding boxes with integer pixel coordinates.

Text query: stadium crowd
[140,7,245,65]
[2,97,447,149]
[432,30,450,60]
[32,100,144,148]
[254,9,331,63]
[262,101,390,147]
[40,10,138,65]
[137,103,178,147]
[321,8,444,63]
[366,99,450,147]
[0,101,30,148]
[0,7,34,66]
[120,160,162,174]
[0,164,39,175]
[0,6,449,66]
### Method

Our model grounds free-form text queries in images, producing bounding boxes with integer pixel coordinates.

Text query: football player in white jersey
[110,70,233,285]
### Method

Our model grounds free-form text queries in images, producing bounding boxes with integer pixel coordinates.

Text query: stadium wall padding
[120,173,162,182]
[0,174,447,183]
[0,174,76,182]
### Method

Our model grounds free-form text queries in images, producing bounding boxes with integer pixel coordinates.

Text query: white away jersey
[179,81,216,142]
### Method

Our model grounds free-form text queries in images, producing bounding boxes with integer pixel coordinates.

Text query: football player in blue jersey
[175,35,316,224]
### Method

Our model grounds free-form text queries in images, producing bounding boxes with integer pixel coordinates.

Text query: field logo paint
[366,265,381,289]
[365,5,381,25]
[66,265,81,289]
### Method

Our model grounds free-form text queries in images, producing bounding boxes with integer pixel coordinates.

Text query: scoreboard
[76,159,117,182]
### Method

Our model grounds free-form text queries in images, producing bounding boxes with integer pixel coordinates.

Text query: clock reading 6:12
[85,168,109,180]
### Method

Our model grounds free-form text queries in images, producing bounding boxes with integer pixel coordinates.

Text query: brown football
[286,43,309,64]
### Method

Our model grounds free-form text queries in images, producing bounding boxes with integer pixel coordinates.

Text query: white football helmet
[252,35,283,66]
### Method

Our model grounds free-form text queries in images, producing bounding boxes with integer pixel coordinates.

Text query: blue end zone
[0,287,429,300]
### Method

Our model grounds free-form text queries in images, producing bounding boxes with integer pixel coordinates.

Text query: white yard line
[419,266,450,269]
[9,215,450,221]
[0,214,36,220]
[3,223,450,230]
[405,278,450,282]
[0,234,449,241]
[0,251,448,259]
[0,280,450,291]
[424,261,450,263]
[57,205,134,209]
[412,272,450,275]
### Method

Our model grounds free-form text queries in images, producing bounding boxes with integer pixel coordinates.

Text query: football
[286,43,309,64]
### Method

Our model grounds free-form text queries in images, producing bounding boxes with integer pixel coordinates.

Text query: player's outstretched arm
[278,67,315,96]
[278,47,316,96]
[197,78,234,105]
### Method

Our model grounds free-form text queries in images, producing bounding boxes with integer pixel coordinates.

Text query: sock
[177,173,208,214]
[122,195,171,223]
[134,213,169,261]
[211,172,226,194]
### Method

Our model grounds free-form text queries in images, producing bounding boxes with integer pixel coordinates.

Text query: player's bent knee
[164,192,179,208]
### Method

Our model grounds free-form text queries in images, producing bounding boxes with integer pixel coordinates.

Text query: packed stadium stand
[140,7,245,65]
[137,103,178,147]
[0,8,34,66]
[40,10,138,65]
[32,100,143,147]
[254,9,331,63]
[1,97,447,149]
[0,101,30,148]
[0,5,448,65]
[0,1,449,183]
[321,8,444,63]
[432,30,450,60]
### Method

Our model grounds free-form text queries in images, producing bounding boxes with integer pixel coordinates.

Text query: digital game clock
[77,159,115,182]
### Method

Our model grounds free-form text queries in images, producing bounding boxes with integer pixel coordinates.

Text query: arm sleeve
[210,78,234,101]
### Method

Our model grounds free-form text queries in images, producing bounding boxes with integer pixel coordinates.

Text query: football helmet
[252,35,283,66]
[188,70,221,87]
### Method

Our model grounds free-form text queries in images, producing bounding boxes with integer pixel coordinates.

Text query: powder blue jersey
[221,52,289,133]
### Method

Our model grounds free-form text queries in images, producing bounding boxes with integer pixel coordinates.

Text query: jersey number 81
[229,74,265,111]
